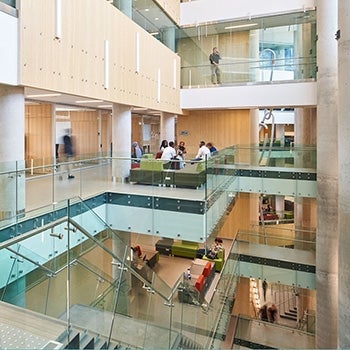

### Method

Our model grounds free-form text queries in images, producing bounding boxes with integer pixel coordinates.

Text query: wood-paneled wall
[19,0,181,114]
[26,104,111,164]
[176,109,251,157]
[25,104,53,165]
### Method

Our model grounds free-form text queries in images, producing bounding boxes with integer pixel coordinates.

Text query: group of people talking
[131,139,217,169]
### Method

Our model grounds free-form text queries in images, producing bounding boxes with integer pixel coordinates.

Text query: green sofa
[129,154,170,185]
[129,156,206,189]
[202,248,225,272]
[173,162,206,189]
[171,240,199,259]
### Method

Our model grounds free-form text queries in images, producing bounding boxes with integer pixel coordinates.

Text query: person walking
[262,279,268,301]
[63,129,75,179]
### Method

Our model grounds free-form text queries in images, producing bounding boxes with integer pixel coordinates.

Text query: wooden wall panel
[25,104,53,166]
[176,109,251,157]
[19,0,181,114]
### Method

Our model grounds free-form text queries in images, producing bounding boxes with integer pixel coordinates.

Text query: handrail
[237,230,316,245]
[6,246,56,276]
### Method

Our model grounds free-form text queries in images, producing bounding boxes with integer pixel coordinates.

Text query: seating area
[155,239,199,259]
[155,238,225,272]
[202,248,225,272]
[129,154,206,189]
[178,258,216,304]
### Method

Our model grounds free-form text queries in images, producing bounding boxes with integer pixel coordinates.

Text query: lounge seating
[202,248,225,272]
[129,155,206,188]
[178,259,215,304]
[129,154,170,185]
[171,240,199,259]
[155,239,200,259]
[172,162,206,189]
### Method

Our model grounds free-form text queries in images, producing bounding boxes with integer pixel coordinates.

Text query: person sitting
[206,238,223,259]
[161,141,176,160]
[192,141,211,162]
[131,141,143,162]
[206,142,217,154]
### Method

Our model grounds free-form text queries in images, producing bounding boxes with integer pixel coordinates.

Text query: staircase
[56,328,134,349]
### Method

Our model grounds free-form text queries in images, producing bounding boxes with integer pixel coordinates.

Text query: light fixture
[75,99,104,104]
[98,104,112,108]
[224,23,258,30]
[27,93,62,98]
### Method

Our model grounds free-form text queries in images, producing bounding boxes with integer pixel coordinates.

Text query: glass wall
[176,11,317,87]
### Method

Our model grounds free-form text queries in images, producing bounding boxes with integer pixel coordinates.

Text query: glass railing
[237,227,316,252]
[234,315,315,348]
[0,196,239,349]
[181,56,316,88]
[232,229,316,289]
[0,144,316,233]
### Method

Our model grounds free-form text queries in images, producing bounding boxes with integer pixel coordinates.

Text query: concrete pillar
[162,27,175,52]
[316,1,338,348]
[111,103,131,181]
[0,85,25,220]
[250,108,259,165]
[275,124,285,147]
[160,112,175,143]
[338,0,350,347]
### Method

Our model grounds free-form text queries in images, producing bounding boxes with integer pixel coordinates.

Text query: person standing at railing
[209,47,221,84]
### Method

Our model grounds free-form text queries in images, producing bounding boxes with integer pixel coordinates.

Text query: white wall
[180,0,316,26]
[0,11,18,85]
[180,81,317,110]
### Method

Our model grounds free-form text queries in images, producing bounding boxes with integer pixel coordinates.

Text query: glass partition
[0,196,242,349]
[177,12,317,88]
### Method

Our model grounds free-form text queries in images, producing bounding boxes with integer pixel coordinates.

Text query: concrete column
[0,85,25,220]
[275,124,285,147]
[250,109,259,166]
[338,0,350,347]
[111,103,131,181]
[274,196,284,220]
[162,27,175,52]
[316,1,338,348]
[160,112,175,143]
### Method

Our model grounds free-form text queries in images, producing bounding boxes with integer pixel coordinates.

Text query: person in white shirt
[161,141,176,160]
[194,141,211,161]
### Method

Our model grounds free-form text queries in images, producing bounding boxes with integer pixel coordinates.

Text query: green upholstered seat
[202,248,225,272]
[172,240,199,259]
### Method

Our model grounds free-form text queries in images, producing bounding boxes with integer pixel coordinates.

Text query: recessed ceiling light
[155,17,159,21]
[144,8,149,12]
[224,23,258,30]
